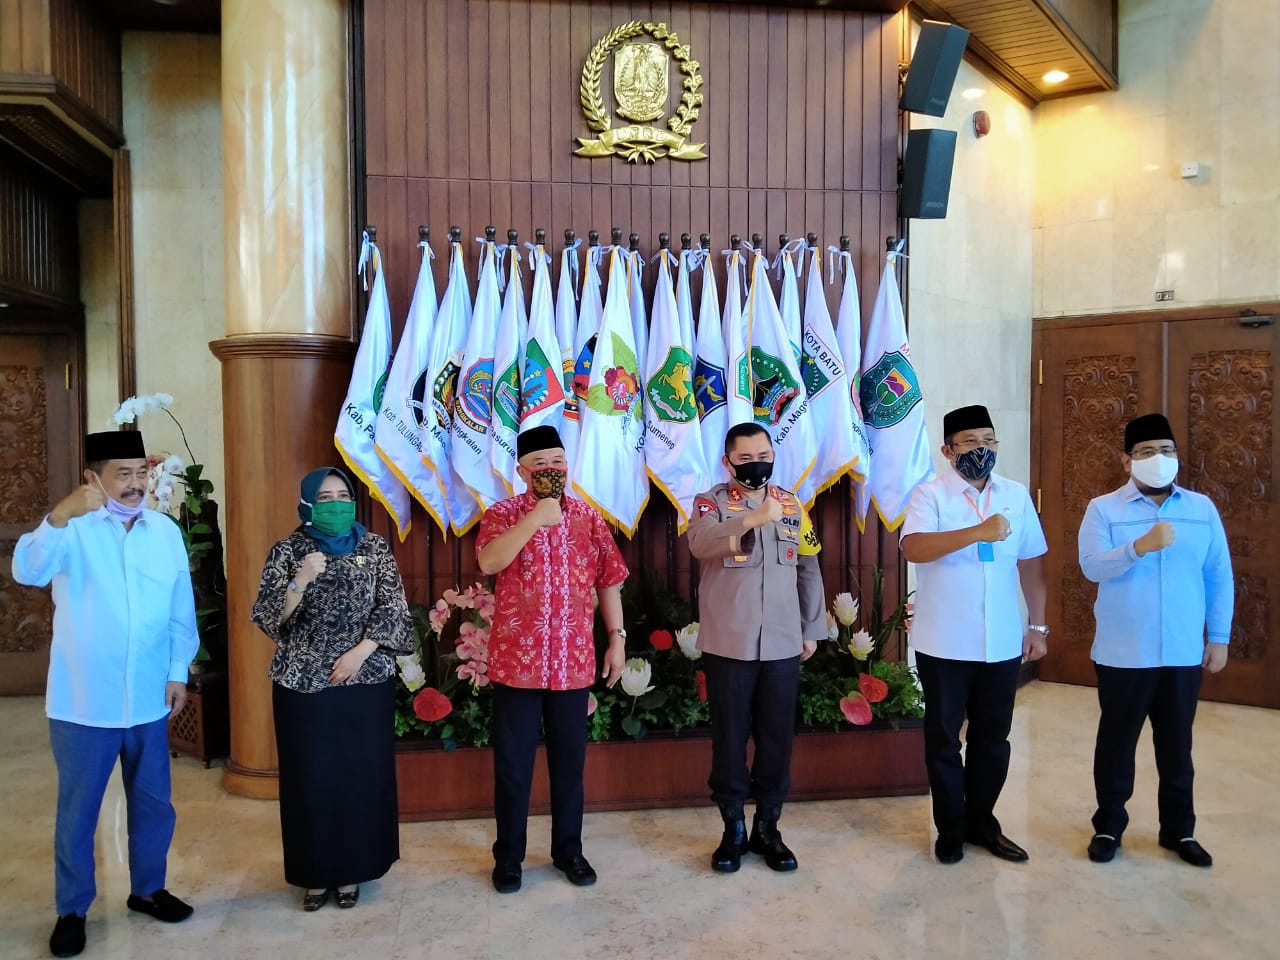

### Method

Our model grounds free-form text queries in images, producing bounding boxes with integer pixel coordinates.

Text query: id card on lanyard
[964,486,996,563]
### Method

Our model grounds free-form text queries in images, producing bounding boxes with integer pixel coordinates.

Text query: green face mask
[309,500,356,536]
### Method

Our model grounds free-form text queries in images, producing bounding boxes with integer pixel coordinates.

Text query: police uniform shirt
[687,483,827,661]
[902,469,1047,663]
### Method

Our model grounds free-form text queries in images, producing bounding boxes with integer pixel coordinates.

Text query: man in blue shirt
[12,431,198,957]
[1078,413,1233,868]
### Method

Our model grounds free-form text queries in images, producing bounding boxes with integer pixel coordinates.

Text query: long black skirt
[273,678,400,888]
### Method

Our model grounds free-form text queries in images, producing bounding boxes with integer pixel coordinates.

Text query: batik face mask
[530,467,568,500]
[955,447,997,482]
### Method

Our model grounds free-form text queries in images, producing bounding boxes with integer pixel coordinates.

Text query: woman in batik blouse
[251,466,413,912]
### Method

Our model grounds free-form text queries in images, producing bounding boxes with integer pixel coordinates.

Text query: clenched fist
[1134,520,1175,556]
[49,485,107,527]
[973,513,1011,543]
[294,552,327,589]
[530,495,563,528]
[749,494,784,529]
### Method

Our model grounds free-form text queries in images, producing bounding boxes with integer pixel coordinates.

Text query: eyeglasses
[949,439,998,453]
[1130,445,1177,459]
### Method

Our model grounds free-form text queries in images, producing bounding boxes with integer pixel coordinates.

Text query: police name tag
[977,541,995,563]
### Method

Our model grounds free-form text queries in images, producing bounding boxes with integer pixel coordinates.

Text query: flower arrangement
[393,568,921,748]
[111,393,224,668]
[799,568,923,728]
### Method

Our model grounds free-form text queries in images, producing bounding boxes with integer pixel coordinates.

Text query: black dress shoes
[335,886,359,908]
[1160,837,1213,867]
[967,833,1029,863]
[748,816,798,872]
[935,836,965,864]
[712,817,748,873]
[553,854,598,886]
[302,889,330,911]
[1087,834,1120,863]
[491,862,522,893]
[126,889,194,923]
[49,914,86,958]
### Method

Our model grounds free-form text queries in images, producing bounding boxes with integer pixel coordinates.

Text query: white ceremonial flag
[521,241,567,433]
[744,247,815,492]
[490,247,528,495]
[424,236,479,535]
[628,247,649,404]
[644,248,709,532]
[676,245,710,485]
[830,245,873,525]
[694,247,730,482]
[336,232,411,540]
[777,239,805,363]
[569,243,605,478]
[374,237,449,533]
[555,239,581,463]
[572,247,648,535]
[858,245,933,530]
[452,238,507,512]
[721,246,753,428]
[796,243,863,507]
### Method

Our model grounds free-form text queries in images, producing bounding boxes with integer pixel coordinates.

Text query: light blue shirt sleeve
[1203,503,1234,646]
[1016,486,1048,560]
[1077,498,1139,583]
[168,553,199,683]
[11,517,70,587]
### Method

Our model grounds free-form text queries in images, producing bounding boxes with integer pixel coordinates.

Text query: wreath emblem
[575,21,707,164]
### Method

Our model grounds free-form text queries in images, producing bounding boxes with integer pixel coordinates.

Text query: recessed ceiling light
[1043,69,1070,84]
[961,87,985,100]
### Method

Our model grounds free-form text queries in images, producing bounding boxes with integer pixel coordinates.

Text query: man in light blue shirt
[1078,413,1233,869]
[12,431,198,958]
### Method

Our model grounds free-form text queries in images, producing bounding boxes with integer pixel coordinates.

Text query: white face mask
[1130,453,1178,489]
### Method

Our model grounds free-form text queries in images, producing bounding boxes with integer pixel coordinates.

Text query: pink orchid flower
[428,600,450,633]
[457,661,489,687]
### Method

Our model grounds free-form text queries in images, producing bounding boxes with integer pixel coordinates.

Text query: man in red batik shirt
[476,425,628,894]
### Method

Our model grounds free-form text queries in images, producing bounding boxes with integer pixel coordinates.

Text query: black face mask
[730,459,774,490]
[954,447,996,482]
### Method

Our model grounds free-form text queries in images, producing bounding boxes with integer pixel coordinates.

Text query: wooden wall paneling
[527,0,551,186]
[0,148,78,306]
[463,0,488,181]
[548,0,571,185]
[725,9,748,188]
[843,14,865,191]
[404,0,427,179]
[423,0,446,177]
[113,148,134,400]
[364,0,386,177]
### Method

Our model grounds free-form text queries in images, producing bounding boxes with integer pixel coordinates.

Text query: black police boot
[711,802,748,873]
[749,805,798,872]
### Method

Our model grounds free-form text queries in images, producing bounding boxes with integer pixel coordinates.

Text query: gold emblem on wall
[576,21,706,164]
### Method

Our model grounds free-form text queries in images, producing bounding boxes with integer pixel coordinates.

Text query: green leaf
[620,715,642,737]
[439,723,454,740]
[187,523,213,536]
[184,495,201,514]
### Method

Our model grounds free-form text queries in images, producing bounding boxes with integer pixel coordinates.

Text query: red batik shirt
[476,493,629,690]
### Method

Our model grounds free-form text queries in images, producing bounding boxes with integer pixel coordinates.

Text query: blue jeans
[48,716,176,916]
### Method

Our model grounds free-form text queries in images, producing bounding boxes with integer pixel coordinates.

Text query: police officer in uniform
[688,422,826,874]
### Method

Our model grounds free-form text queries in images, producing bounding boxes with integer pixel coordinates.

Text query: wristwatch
[288,580,303,593]
[608,628,627,640]
[1027,623,1050,637]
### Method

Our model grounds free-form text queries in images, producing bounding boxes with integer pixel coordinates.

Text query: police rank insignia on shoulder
[799,508,822,556]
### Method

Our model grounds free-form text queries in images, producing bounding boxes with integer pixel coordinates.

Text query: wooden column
[213,0,354,798]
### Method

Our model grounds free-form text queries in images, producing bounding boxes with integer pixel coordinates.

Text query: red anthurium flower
[649,629,674,651]
[413,687,452,722]
[839,692,872,726]
[858,672,889,704]
[696,670,708,703]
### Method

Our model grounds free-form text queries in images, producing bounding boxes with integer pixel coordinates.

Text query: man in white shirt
[901,405,1048,865]
[12,431,197,958]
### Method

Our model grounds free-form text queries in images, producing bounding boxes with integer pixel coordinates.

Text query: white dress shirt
[902,469,1047,663]
[12,508,198,728]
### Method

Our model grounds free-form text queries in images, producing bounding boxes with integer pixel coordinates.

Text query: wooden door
[0,331,80,695]
[1034,321,1165,687]
[1167,316,1279,708]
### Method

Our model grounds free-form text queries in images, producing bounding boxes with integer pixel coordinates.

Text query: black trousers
[702,652,801,813]
[491,683,589,865]
[1092,663,1202,841]
[915,651,1022,843]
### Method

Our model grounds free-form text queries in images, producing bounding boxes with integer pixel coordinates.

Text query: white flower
[162,454,185,475]
[848,629,874,660]
[111,392,173,425]
[826,612,839,641]
[619,658,655,698]
[396,655,426,692]
[833,592,859,627]
[675,622,701,660]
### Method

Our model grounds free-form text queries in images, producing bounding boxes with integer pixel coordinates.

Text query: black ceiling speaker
[899,20,970,117]
[901,128,957,219]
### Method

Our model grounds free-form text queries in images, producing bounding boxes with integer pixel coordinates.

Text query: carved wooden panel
[1059,565,1095,652]
[0,364,50,527]
[1061,355,1137,515]
[1186,349,1273,661]
[0,539,52,653]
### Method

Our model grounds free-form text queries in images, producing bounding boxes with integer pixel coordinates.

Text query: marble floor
[1,681,1277,960]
